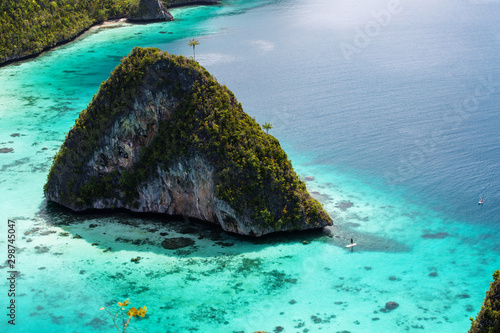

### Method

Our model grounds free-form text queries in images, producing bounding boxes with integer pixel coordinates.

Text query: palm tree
[188,38,200,60]
[262,122,273,134]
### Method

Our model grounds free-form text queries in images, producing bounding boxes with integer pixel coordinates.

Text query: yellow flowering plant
[100,298,148,332]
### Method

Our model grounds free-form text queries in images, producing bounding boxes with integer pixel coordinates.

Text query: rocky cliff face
[44,47,332,236]
[128,0,173,22]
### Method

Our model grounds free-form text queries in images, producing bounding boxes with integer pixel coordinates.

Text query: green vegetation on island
[0,0,218,65]
[470,270,500,333]
[44,47,331,234]
[0,0,139,64]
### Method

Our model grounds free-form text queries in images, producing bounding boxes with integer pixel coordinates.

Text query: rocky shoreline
[0,0,219,68]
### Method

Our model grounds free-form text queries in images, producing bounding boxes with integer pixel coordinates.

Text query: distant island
[470,270,500,332]
[0,0,219,66]
[44,47,332,236]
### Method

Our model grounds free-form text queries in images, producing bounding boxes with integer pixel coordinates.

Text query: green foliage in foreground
[45,47,330,230]
[0,0,140,63]
[470,270,500,333]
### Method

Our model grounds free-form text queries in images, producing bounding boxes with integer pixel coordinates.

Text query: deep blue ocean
[0,0,499,332]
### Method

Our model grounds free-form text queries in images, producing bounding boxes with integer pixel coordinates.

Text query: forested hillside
[470,270,500,333]
[0,0,139,64]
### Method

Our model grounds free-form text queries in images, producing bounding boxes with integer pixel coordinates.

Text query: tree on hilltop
[188,38,200,60]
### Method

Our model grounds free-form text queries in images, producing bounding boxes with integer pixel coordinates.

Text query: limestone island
[44,47,332,236]
[128,0,174,22]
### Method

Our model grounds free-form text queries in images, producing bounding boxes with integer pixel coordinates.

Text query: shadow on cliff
[35,200,330,258]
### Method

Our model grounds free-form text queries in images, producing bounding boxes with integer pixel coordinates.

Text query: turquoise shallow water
[1,0,499,332]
